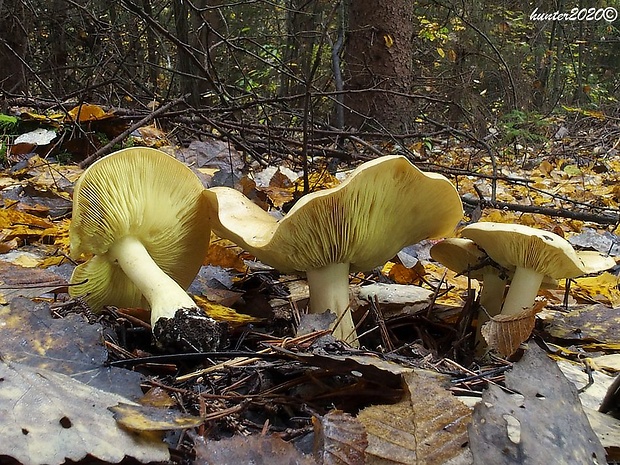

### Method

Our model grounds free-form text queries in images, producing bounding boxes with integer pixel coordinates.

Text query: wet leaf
[0,297,144,399]
[0,359,169,465]
[0,260,66,301]
[469,344,607,465]
[193,433,317,465]
[545,303,620,343]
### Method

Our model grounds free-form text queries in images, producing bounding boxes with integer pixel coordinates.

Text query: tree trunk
[343,0,415,132]
[0,0,28,94]
[280,0,322,98]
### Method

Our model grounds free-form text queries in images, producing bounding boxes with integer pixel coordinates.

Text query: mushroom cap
[460,222,585,279]
[205,155,463,273]
[430,236,559,288]
[575,250,617,275]
[430,237,497,280]
[69,147,210,311]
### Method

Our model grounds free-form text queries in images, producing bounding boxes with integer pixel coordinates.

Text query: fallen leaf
[358,370,472,465]
[354,283,433,318]
[0,298,144,399]
[67,104,114,122]
[545,303,620,343]
[109,402,204,431]
[194,295,262,327]
[193,432,317,465]
[0,359,169,465]
[205,241,248,272]
[0,208,54,240]
[0,260,66,301]
[14,128,57,145]
[469,344,607,464]
[571,272,620,306]
[481,300,544,356]
[314,410,367,465]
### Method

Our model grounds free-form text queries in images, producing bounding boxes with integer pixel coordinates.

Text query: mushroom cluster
[432,222,616,354]
[69,147,225,352]
[204,155,464,345]
[69,151,464,349]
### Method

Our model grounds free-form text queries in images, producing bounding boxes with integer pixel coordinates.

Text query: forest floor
[0,102,619,464]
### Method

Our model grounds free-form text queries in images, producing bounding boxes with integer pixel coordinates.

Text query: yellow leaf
[437,47,445,58]
[194,295,261,327]
[383,34,394,48]
[205,241,248,272]
[571,272,620,307]
[67,104,114,122]
[0,209,53,240]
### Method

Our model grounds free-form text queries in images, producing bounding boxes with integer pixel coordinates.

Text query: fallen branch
[462,195,620,226]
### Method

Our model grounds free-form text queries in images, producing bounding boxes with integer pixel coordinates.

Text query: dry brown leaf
[481,299,546,356]
[193,433,317,465]
[358,370,472,465]
[314,410,367,465]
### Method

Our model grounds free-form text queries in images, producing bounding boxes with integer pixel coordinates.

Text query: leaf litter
[0,108,620,464]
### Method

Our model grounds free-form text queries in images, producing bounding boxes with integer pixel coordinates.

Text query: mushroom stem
[475,272,507,354]
[500,266,545,316]
[479,272,507,318]
[108,235,197,327]
[306,262,357,345]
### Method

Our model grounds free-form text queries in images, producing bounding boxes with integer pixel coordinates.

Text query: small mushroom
[460,222,615,316]
[205,155,463,345]
[430,236,557,353]
[69,147,225,351]
[430,237,509,318]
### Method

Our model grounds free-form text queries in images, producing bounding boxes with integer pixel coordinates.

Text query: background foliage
[1,0,619,143]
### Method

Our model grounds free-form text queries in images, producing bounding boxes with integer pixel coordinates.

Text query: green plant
[498,109,547,145]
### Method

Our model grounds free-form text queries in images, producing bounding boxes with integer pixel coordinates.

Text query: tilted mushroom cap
[430,237,505,280]
[575,250,617,275]
[460,222,586,279]
[69,147,211,312]
[206,155,464,273]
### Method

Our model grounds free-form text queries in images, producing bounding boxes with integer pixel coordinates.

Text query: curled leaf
[481,299,546,356]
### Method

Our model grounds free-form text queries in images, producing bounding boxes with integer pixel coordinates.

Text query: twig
[462,195,620,225]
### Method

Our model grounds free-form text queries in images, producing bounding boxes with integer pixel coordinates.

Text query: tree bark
[343,0,415,132]
[0,0,28,94]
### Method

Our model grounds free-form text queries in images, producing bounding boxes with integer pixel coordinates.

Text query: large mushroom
[204,155,463,345]
[460,222,615,316]
[69,147,225,351]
